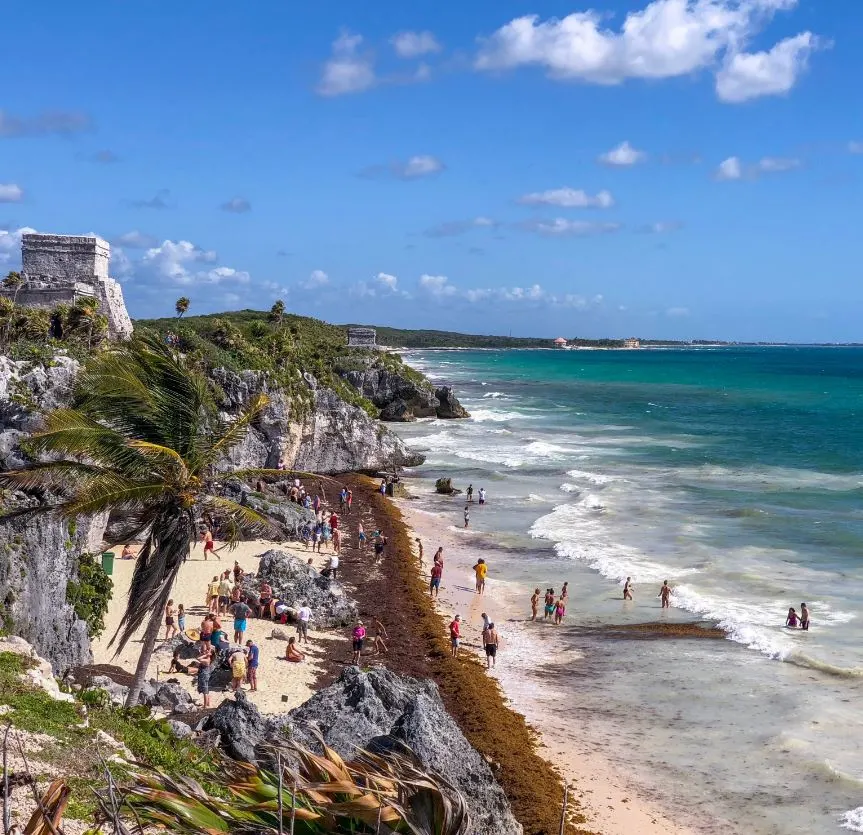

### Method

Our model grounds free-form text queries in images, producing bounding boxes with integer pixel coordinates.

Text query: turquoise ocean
[391,347,863,835]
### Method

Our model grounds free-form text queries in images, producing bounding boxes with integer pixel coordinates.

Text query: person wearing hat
[351,620,366,665]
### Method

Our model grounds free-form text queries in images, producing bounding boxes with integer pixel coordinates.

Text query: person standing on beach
[231,599,252,645]
[449,614,461,657]
[530,588,541,621]
[164,600,177,641]
[481,612,490,631]
[245,639,259,692]
[358,522,366,551]
[483,622,499,669]
[430,559,443,598]
[297,601,311,644]
[433,546,443,565]
[473,559,487,594]
[202,526,215,560]
[659,580,672,609]
[544,589,555,620]
[467,484,474,503]
[464,505,470,528]
[415,538,423,561]
[229,647,247,692]
[372,617,389,654]
[478,487,486,506]
[351,620,366,665]
[177,604,186,634]
[624,577,634,600]
[196,641,214,709]
[374,533,387,558]
[347,489,353,513]
[218,572,233,615]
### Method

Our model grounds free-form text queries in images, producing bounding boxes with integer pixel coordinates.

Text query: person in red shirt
[430,561,443,598]
[449,614,461,658]
[329,512,339,531]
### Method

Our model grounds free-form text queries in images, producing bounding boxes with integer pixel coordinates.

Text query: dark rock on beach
[434,385,469,419]
[282,667,522,835]
[203,690,267,762]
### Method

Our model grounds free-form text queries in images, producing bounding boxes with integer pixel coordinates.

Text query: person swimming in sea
[800,603,810,631]
[786,607,799,628]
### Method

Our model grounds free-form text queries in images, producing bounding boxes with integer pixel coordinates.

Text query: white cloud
[391,31,442,58]
[757,156,800,172]
[301,269,330,290]
[376,272,398,290]
[0,226,35,264]
[116,230,157,249]
[715,156,743,180]
[139,239,248,286]
[475,1,816,102]
[419,274,457,297]
[518,187,614,208]
[220,197,252,213]
[520,218,622,237]
[848,141,863,155]
[715,32,821,103]
[352,271,409,298]
[0,184,23,203]
[599,141,646,166]
[666,306,690,317]
[317,32,376,97]
[401,155,444,178]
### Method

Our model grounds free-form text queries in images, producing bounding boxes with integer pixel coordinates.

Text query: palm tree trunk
[125,605,163,707]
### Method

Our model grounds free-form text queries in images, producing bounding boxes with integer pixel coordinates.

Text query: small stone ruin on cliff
[0,233,133,339]
[347,326,377,348]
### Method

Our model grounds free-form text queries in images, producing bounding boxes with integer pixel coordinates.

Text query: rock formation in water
[339,362,469,422]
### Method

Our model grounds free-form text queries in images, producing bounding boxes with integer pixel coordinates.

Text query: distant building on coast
[0,233,132,339]
[553,337,568,348]
[347,327,377,348]
[623,337,641,349]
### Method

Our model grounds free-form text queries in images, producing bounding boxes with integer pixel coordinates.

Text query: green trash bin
[101,551,115,576]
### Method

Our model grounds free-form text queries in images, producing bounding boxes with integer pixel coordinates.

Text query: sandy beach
[91,538,345,714]
[397,495,699,835]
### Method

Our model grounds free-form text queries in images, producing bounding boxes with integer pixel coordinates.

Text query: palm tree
[268,299,285,327]
[0,334,282,706]
[175,297,190,319]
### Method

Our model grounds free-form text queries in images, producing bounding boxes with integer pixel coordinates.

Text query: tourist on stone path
[207,575,220,613]
[339,488,348,513]
[449,614,461,658]
[467,484,474,503]
[231,599,253,644]
[258,582,274,619]
[285,637,305,662]
[218,572,233,615]
[202,526,216,560]
[623,577,634,600]
[544,589,555,619]
[164,599,178,641]
[530,588,541,621]
[229,647,247,692]
[352,620,366,665]
[478,487,486,506]
[358,522,366,551]
[483,622,499,669]
[374,532,387,558]
[473,558,487,594]
[659,580,672,609]
[321,522,332,552]
[430,560,443,598]
[464,505,470,528]
[196,642,214,708]
[245,639,259,692]
[371,617,389,654]
[313,494,321,514]
[379,478,387,495]
[347,489,353,513]
[296,601,312,644]
[324,552,339,581]
[177,603,186,634]
[330,511,340,532]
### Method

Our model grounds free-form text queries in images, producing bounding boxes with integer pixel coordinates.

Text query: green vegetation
[135,308,382,417]
[65,552,113,639]
[0,335,280,707]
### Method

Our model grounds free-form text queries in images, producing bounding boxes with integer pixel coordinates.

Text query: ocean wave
[679,464,863,492]
[469,408,530,422]
[785,652,863,679]
[482,391,508,399]
[566,468,614,486]
[560,483,579,493]
[841,808,863,831]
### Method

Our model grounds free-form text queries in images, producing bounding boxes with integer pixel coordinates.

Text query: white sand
[92,538,346,714]
[397,498,698,835]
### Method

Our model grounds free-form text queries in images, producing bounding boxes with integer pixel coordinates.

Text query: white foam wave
[566,469,614,485]
[560,483,579,493]
[679,464,863,492]
[482,391,508,399]
[841,808,863,831]
[469,408,534,423]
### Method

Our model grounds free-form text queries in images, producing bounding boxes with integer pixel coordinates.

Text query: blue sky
[0,0,861,341]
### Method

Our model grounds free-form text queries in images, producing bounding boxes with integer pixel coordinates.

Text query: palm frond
[57,479,170,518]
[199,496,279,542]
[0,460,115,492]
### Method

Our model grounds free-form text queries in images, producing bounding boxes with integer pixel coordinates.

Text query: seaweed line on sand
[329,474,593,835]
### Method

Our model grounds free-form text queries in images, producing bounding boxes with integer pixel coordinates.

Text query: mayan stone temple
[1,233,133,339]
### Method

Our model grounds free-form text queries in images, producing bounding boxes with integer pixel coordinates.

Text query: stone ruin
[347,327,376,348]
[0,233,133,339]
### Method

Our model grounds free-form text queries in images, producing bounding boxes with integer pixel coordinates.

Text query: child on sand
[285,637,305,662]
[352,621,366,665]
[164,600,177,640]
[530,588,541,621]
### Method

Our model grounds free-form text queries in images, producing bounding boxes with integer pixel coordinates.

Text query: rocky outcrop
[339,363,469,422]
[0,496,104,674]
[212,369,424,473]
[203,690,267,762]
[282,667,522,835]
[251,550,356,628]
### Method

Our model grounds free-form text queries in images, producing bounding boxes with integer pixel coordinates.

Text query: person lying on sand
[285,637,305,662]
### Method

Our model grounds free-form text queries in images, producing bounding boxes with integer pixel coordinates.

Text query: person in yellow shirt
[473,558,488,595]
[206,575,220,614]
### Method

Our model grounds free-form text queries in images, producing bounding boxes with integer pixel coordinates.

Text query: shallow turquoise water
[393,346,863,835]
